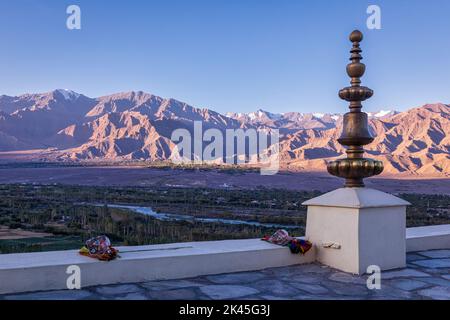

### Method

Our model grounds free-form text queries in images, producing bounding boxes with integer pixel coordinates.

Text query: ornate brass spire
[327,30,383,187]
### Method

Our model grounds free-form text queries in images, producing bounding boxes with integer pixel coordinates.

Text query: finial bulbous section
[347,62,365,79]
[338,86,373,102]
[349,30,363,42]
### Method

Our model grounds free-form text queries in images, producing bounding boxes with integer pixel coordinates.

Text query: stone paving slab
[1,251,449,300]
[94,284,143,296]
[199,285,260,300]
[117,292,149,300]
[141,279,208,290]
[406,253,428,262]
[328,272,368,285]
[290,283,329,295]
[418,277,450,288]
[418,286,450,300]
[148,288,201,300]
[206,272,267,284]
[411,258,450,269]
[3,290,94,300]
[417,250,450,259]
[389,279,429,291]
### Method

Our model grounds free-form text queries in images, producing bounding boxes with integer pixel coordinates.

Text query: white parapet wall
[0,238,315,295]
[0,224,449,295]
[406,224,450,252]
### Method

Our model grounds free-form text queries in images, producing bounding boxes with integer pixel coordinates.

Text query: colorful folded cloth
[287,238,313,254]
[79,235,119,261]
[261,229,293,245]
[262,229,312,255]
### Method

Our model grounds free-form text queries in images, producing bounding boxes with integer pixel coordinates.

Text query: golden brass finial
[327,30,383,187]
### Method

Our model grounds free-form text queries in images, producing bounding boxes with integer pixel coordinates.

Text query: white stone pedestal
[303,188,410,275]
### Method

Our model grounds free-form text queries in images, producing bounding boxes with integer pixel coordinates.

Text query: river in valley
[101,204,300,229]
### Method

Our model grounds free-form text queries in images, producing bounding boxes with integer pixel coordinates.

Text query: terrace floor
[1,250,449,300]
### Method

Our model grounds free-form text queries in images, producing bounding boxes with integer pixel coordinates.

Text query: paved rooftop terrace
[1,250,449,300]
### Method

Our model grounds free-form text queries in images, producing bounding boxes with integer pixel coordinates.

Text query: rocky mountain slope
[0,90,448,176]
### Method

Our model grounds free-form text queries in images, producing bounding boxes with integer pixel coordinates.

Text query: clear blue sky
[1,0,450,114]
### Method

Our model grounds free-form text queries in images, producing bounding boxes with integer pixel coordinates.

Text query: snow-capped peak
[248,112,258,120]
[331,115,340,121]
[55,89,81,101]
[313,112,325,118]
[375,110,393,117]
[367,110,398,118]
[258,109,282,120]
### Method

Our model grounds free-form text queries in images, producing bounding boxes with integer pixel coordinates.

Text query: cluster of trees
[0,184,448,254]
[0,184,310,253]
[400,193,450,227]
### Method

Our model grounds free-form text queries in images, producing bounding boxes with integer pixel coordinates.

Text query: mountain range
[0,89,448,176]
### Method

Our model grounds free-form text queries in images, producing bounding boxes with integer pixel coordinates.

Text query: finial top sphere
[349,30,363,42]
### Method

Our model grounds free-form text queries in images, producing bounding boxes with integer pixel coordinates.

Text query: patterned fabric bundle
[262,229,312,255]
[79,235,119,261]
[287,238,313,254]
[261,229,292,246]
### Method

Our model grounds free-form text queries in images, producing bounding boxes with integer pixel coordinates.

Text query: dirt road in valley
[0,166,448,195]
